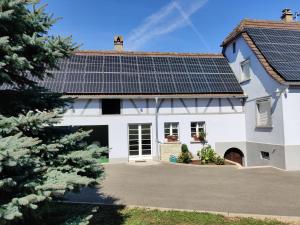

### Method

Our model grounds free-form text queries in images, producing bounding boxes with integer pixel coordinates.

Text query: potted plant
[199,130,206,141]
[167,135,178,142]
[193,130,206,142]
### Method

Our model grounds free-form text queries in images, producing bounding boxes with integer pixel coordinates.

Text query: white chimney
[114,35,123,51]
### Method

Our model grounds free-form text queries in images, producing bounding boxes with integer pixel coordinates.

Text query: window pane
[142,149,151,155]
[129,140,139,145]
[129,150,139,156]
[142,140,151,145]
[164,123,171,129]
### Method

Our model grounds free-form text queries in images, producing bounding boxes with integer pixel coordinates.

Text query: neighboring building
[222,9,300,170]
[34,9,300,170]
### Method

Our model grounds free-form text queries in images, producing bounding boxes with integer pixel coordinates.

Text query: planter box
[167,135,178,142]
[160,143,181,162]
[193,135,204,142]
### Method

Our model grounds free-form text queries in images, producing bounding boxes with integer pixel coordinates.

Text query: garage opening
[53,125,109,163]
[224,148,244,166]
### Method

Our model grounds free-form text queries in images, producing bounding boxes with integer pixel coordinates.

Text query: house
[35,9,300,170]
[222,9,300,170]
[38,50,246,164]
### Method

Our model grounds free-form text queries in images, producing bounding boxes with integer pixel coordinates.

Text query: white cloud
[126,0,210,51]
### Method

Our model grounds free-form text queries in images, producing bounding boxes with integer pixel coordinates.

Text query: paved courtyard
[66,162,300,217]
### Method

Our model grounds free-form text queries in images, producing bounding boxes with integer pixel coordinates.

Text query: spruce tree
[0,0,107,223]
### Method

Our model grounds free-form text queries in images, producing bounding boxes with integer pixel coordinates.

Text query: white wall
[61,98,245,161]
[282,89,300,145]
[281,88,300,170]
[224,36,285,145]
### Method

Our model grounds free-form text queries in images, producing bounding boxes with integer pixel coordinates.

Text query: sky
[44,0,300,53]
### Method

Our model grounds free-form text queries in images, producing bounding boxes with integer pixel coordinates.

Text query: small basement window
[256,97,272,128]
[164,122,179,142]
[102,99,121,115]
[261,151,270,160]
[240,59,251,82]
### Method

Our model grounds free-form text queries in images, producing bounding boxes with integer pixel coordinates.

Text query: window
[261,151,270,160]
[240,59,251,82]
[191,122,205,142]
[164,123,179,142]
[256,97,272,128]
[102,99,121,115]
[232,42,236,54]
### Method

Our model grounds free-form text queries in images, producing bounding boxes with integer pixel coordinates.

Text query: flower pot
[193,135,204,142]
[167,135,178,142]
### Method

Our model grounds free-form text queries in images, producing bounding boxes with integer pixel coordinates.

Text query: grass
[38,202,290,225]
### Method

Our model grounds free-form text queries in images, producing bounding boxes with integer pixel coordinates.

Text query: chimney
[281,8,293,22]
[114,35,123,51]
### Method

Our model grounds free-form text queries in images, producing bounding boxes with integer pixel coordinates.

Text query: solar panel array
[36,54,243,94]
[246,27,300,81]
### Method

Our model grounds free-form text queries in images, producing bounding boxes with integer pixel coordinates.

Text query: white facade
[224,35,300,170]
[60,98,245,162]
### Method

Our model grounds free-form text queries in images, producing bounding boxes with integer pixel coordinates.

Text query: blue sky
[44,0,299,53]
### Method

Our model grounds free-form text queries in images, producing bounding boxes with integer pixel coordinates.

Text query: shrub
[177,144,193,163]
[198,145,216,164]
[198,145,225,165]
[181,144,189,153]
[215,156,225,165]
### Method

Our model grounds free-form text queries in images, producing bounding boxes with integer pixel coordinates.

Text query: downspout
[155,97,160,161]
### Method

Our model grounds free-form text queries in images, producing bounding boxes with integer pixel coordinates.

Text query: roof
[32,51,243,96]
[222,19,300,83]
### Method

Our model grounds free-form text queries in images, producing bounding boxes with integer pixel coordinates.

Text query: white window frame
[240,59,251,83]
[190,122,205,141]
[256,97,272,128]
[164,122,179,142]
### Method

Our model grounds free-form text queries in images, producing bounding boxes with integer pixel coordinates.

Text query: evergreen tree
[0,0,107,223]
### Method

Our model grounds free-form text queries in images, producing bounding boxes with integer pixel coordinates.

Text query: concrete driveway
[66,162,300,217]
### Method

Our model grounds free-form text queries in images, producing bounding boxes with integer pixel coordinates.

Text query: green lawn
[39,202,289,225]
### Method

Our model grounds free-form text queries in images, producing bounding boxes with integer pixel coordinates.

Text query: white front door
[128,124,152,160]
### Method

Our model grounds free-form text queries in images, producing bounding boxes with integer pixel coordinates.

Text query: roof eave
[63,93,246,99]
[74,50,224,58]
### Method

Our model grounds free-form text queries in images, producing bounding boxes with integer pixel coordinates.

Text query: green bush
[198,145,216,164]
[197,145,225,165]
[177,144,193,163]
[215,156,225,165]
[181,144,189,153]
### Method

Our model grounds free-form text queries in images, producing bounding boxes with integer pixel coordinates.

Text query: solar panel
[83,82,102,93]
[246,27,300,81]
[35,54,242,94]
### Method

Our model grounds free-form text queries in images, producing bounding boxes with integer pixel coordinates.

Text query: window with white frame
[191,122,205,141]
[256,97,272,128]
[164,122,179,142]
[240,59,251,82]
